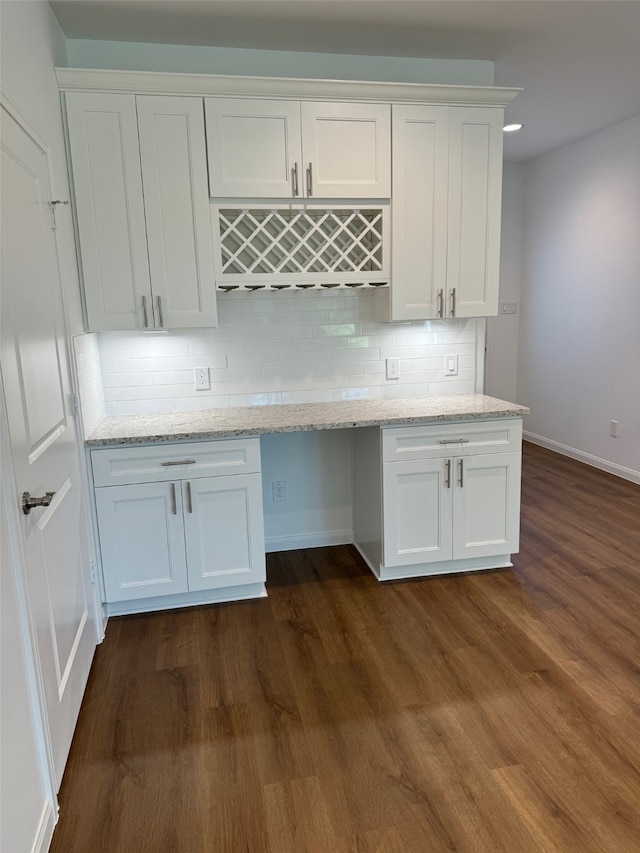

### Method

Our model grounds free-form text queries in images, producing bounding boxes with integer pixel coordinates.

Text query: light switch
[445,354,459,376]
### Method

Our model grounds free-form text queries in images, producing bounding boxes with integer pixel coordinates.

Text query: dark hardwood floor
[51,442,640,852]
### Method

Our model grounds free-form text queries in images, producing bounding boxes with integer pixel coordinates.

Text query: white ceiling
[49,0,640,161]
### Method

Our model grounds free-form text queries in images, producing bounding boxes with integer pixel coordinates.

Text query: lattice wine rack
[211,205,390,291]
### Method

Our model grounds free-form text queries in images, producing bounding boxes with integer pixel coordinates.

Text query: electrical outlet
[610,419,619,438]
[445,354,459,376]
[194,367,210,391]
[501,301,519,315]
[272,480,287,502]
[386,358,400,380]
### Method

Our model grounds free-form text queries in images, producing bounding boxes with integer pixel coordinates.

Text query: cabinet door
[65,92,152,331]
[452,452,521,560]
[183,474,266,591]
[447,107,504,318]
[301,102,391,198]
[137,96,218,329]
[205,98,302,197]
[95,482,188,602]
[383,458,453,567]
[389,105,449,320]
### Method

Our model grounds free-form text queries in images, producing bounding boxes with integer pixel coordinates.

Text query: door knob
[22,491,56,515]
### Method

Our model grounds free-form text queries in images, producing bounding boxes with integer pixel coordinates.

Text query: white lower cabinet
[95,481,189,602]
[353,418,523,581]
[383,451,521,568]
[183,474,265,591]
[91,439,265,613]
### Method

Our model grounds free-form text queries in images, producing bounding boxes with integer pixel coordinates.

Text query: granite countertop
[85,394,529,447]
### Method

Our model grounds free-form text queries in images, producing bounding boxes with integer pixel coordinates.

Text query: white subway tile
[152,370,193,385]
[112,357,173,373]
[330,347,381,363]
[313,323,362,338]
[298,337,348,352]
[136,384,193,400]
[243,339,299,354]
[227,352,281,368]
[333,386,382,401]
[229,392,282,407]
[176,396,231,411]
[427,380,476,395]
[130,338,190,358]
[170,355,228,370]
[189,339,243,356]
[282,389,333,404]
[102,373,154,388]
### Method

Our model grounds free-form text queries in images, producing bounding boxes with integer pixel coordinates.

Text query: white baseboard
[32,799,56,853]
[355,544,512,582]
[106,582,267,616]
[524,431,640,485]
[265,529,353,553]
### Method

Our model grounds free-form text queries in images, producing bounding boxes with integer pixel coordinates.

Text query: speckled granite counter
[85,394,529,447]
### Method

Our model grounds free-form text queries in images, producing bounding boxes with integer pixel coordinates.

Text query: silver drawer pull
[459,458,464,488]
[445,459,451,489]
[160,459,197,467]
[439,439,470,445]
[170,482,177,515]
[186,481,193,514]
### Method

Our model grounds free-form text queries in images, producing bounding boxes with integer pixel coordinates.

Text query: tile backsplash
[96,290,479,416]
[74,333,105,433]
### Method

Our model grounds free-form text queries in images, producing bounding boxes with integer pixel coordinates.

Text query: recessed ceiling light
[503,123,524,133]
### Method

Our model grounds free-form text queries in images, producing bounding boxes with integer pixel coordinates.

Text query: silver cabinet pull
[306,162,313,197]
[445,459,451,489]
[437,288,444,318]
[458,458,464,488]
[450,287,456,317]
[142,294,149,328]
[160,459,196,467]
[170,482,177,515]
[292,162,299,197]
[439,438,470,445]
[185,481,193,514]
[156,295,164,328]
[22,491,55,515]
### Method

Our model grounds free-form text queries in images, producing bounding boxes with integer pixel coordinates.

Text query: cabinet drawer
[382,419,522,462]
[91,438,261,487]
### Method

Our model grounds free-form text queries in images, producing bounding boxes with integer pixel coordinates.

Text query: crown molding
[55,68,520,107]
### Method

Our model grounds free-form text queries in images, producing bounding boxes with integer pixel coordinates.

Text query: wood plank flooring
[51,442,640,852]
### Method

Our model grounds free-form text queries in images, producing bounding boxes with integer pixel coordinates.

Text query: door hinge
[89,561,98,584]
[69,392,79,418]
[49,199,69,229]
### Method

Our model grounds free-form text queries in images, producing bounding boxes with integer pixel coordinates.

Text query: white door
[447,107,503,318]
[65,92,152,331]
[0,106,97,788]
[94,482,189,602]
[137,96,218,329]
[301,102,391,198]
[383,458,453,567]
[183,474,266,591]
[390,105,449,321]
[452,452,521,559]
[205,97,302,197]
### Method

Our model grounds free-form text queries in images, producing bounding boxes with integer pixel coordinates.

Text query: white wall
[485,163,525,403]
[517,115,640,481]
[66,39,494,85]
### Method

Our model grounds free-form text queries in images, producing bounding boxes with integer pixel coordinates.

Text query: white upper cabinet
[205,97,391,198]
[66,93,217,331]
[66,93,152,331]
[389,104,504,321]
